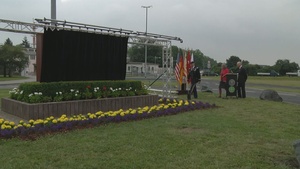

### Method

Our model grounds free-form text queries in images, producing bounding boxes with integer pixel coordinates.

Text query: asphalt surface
[126,76,300,105]
[200,78,300,105]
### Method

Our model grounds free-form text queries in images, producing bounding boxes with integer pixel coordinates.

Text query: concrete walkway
[0,75,36,123]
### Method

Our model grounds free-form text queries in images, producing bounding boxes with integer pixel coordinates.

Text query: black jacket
[188,66,201,84]
[238,66,247,83]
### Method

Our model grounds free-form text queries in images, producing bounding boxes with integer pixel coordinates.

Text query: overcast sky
[0,0,299,65]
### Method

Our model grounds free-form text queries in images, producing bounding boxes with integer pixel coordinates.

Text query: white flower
[56,92,58,95]
[70,89,74,92]
[59,92,62,95]
[34,92,38,95]
[20,90,23,94]
[76,90,79,93]
[39,92,42,95]
[119,88,121,90]
[75,94,78,96]
[29,94,33,97]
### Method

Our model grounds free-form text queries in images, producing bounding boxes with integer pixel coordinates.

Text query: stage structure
[0,18,183,98]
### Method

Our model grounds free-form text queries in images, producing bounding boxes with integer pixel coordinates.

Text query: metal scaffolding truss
[0,18,182,98]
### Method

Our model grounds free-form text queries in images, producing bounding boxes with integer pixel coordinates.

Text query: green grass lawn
[248,76,300,87]
[0,89,10,107]
[205,76,300,88]
[0,91,299,168]
[0,76,28,81]
[248,86,300,94]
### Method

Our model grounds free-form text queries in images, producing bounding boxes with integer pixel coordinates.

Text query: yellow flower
[52,119,58,124]
[130,110,137,114]
[1,124,6,130]
[9,121,15,126]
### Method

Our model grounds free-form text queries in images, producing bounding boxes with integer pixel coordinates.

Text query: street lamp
[141,5,152,78]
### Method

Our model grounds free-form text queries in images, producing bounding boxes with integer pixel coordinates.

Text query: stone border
[1,95,158,120]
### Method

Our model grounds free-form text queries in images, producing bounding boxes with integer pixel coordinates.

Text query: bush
[9,80,148,103]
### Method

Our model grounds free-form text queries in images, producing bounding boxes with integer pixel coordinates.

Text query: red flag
[186,51,192,83]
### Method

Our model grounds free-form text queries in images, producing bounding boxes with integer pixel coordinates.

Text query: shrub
[9,80,147,103]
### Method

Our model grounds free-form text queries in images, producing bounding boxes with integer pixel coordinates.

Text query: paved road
[200,78,300,105]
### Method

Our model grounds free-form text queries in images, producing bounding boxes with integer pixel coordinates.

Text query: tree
[20,36,31,48]
[191,49,204,69]
[4,38,13,46]
[244,64,261,76]
[226,56,241,72]
[0,39,29,77]
[127,44,163,66]
[273,59,299,75]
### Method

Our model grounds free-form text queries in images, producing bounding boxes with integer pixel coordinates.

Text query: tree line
[128,44,299,76]
[0,37,30,77]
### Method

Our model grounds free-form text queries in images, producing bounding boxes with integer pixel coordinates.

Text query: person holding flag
[187,61,201,100]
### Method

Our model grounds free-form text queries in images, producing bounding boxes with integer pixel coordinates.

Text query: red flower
[86,85,91,89]
[103,86,107,91]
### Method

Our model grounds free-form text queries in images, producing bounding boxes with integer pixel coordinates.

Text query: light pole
[141,5,152,78]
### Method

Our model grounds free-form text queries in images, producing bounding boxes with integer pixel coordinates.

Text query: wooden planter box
[1,95,158,120]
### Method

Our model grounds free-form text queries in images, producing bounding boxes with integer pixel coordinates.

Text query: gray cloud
[0,0,299,65]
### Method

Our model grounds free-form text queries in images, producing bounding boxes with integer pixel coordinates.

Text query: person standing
[187,61,201,100]
[218,63,230,98]
[237,61,247,98]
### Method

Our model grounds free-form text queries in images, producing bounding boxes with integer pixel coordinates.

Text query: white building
[126,62,160,76]
[22,47,36,75]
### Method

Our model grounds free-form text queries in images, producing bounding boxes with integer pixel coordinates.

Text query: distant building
[22,47,36,75]
[126,62,161,76]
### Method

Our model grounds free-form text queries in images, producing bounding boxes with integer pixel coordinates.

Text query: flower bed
[1,95,158,120]
[0,98,216,140]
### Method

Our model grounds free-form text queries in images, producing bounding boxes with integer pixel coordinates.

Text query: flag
[186,51,192,83]
[183,51,187,79]
[175,50,183,84]
[191,53,194,63]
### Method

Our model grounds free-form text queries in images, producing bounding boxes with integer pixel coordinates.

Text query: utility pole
[141,5,152,78]
[51,0,56,25]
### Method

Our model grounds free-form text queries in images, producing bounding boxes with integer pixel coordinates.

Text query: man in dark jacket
[237,61,248,98]
[187,62,201,100]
